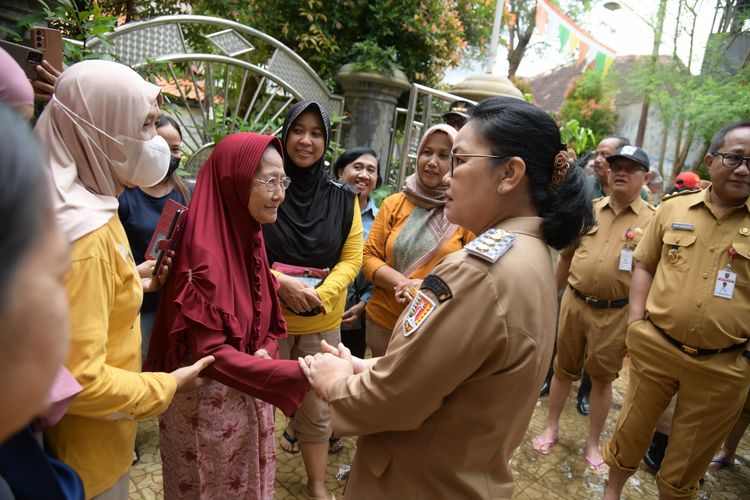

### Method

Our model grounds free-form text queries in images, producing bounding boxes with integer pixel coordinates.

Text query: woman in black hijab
[263,100,363,500]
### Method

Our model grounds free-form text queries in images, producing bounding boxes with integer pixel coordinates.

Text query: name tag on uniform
[670,222,695,231]
[619,249,634,271]
[714,269,737,299]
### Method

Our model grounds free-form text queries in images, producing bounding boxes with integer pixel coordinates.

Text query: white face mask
[52,95,170,188]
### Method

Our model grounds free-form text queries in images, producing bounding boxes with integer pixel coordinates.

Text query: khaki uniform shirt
[634,188,750,348]
[328,217,557,499]
[565,196,655,300]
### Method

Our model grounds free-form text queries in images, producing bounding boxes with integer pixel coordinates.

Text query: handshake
[298,340,371,401]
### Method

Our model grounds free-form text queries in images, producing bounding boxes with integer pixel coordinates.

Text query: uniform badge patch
[420,275,452,302]
[402,290,436,337]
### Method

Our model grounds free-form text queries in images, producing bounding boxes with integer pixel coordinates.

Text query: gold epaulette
[661,188,701,202]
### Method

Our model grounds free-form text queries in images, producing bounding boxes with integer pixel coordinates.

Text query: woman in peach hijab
[363,124,473,356]
[35,60,212,499]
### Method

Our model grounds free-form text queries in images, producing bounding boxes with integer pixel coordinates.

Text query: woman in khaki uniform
[299,97,595,499]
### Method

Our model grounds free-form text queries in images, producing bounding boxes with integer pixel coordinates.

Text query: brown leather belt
[650,319,747,356]
[570,286,628,309]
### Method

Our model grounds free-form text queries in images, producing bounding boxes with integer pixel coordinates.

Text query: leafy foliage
[349,39,400,76]
[126,0,496,87]
[559,119,597,155]
[625,30,750,172]
[4,0,119,64]
[558,69,617,144]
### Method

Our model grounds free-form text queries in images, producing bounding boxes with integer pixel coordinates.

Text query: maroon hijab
[145,133,287,371]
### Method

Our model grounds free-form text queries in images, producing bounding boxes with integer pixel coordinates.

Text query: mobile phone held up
[29,27,64,72]
[146,199,188,277]
[0,40,43,80]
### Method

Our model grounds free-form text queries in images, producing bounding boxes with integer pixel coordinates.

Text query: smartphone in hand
[153,209,184,276]
[29,27,64,72]
[0,40,43,79]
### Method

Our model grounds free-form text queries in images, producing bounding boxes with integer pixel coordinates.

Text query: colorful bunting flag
[535,0,616,77]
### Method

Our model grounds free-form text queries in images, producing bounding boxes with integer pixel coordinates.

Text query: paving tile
[127,363,750,499]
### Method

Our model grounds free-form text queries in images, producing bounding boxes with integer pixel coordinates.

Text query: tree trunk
[658,123,669,174]
[635,0,668,147]
[507,23,535,78]
[673,128,696,178]
[673,116,685,174]
[126,0,135,22]
[672,1,683,59]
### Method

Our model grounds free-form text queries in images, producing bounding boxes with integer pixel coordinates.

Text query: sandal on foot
[585,455,608,474]
[532,436,558,455]
[329,436,344,454]
[280,430,299,454]
[709,457,734,469]
[302,488,335,500]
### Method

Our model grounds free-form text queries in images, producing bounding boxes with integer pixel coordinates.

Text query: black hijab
[262,101,356,269]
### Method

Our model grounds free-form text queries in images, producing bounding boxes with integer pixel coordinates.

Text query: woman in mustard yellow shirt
[262,100,362,500]
[364,124,473,356]
[35,60,212,499]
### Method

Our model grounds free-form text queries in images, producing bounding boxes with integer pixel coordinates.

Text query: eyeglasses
[255,176,292,192]
[449,152,508,176]
[609,164,647,174]
[712,152,750,170]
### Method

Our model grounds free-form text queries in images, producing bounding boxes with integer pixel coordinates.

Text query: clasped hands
[298,340,365,401]
[394,278,422,303]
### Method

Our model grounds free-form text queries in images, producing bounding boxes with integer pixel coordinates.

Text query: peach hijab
[34,60,162,241]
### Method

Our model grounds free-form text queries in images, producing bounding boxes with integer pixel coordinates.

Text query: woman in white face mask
[33,60,214,499]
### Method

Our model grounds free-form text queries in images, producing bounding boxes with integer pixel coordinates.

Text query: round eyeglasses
[712,152,750,170]
[255,176,292,192]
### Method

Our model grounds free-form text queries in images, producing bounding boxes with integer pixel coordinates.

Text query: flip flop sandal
[302,488,335,500]
[280,430,299,454]
[532,436,559,455]
[585,455,609,474]
[329,436,344,454]
[709,457,734,469]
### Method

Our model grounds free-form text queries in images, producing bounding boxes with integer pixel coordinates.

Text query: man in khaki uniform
[300,218,557,499]
[534,146,655,471]
[604,121,750,499]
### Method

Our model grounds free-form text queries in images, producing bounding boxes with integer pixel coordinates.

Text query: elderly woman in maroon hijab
[145,132,309,498]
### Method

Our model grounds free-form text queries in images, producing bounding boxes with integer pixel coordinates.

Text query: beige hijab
[34,60,161,242]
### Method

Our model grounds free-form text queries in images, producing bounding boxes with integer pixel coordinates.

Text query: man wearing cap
[442,100,475,131]
[533,145,655,472]
[603,120,750,499]
[587,136,631,198]
[546,136,630,414]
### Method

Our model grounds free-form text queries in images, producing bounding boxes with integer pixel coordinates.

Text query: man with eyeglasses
[603,121,750,499]
[533,145,655,473]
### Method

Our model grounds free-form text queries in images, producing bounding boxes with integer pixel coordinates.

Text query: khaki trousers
[365,317,393,358]
[278,329,340,444]
[554,286,628,383]
[603,319,750,498]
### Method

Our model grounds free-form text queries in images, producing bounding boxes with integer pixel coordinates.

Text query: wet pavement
[129,357,750,499]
